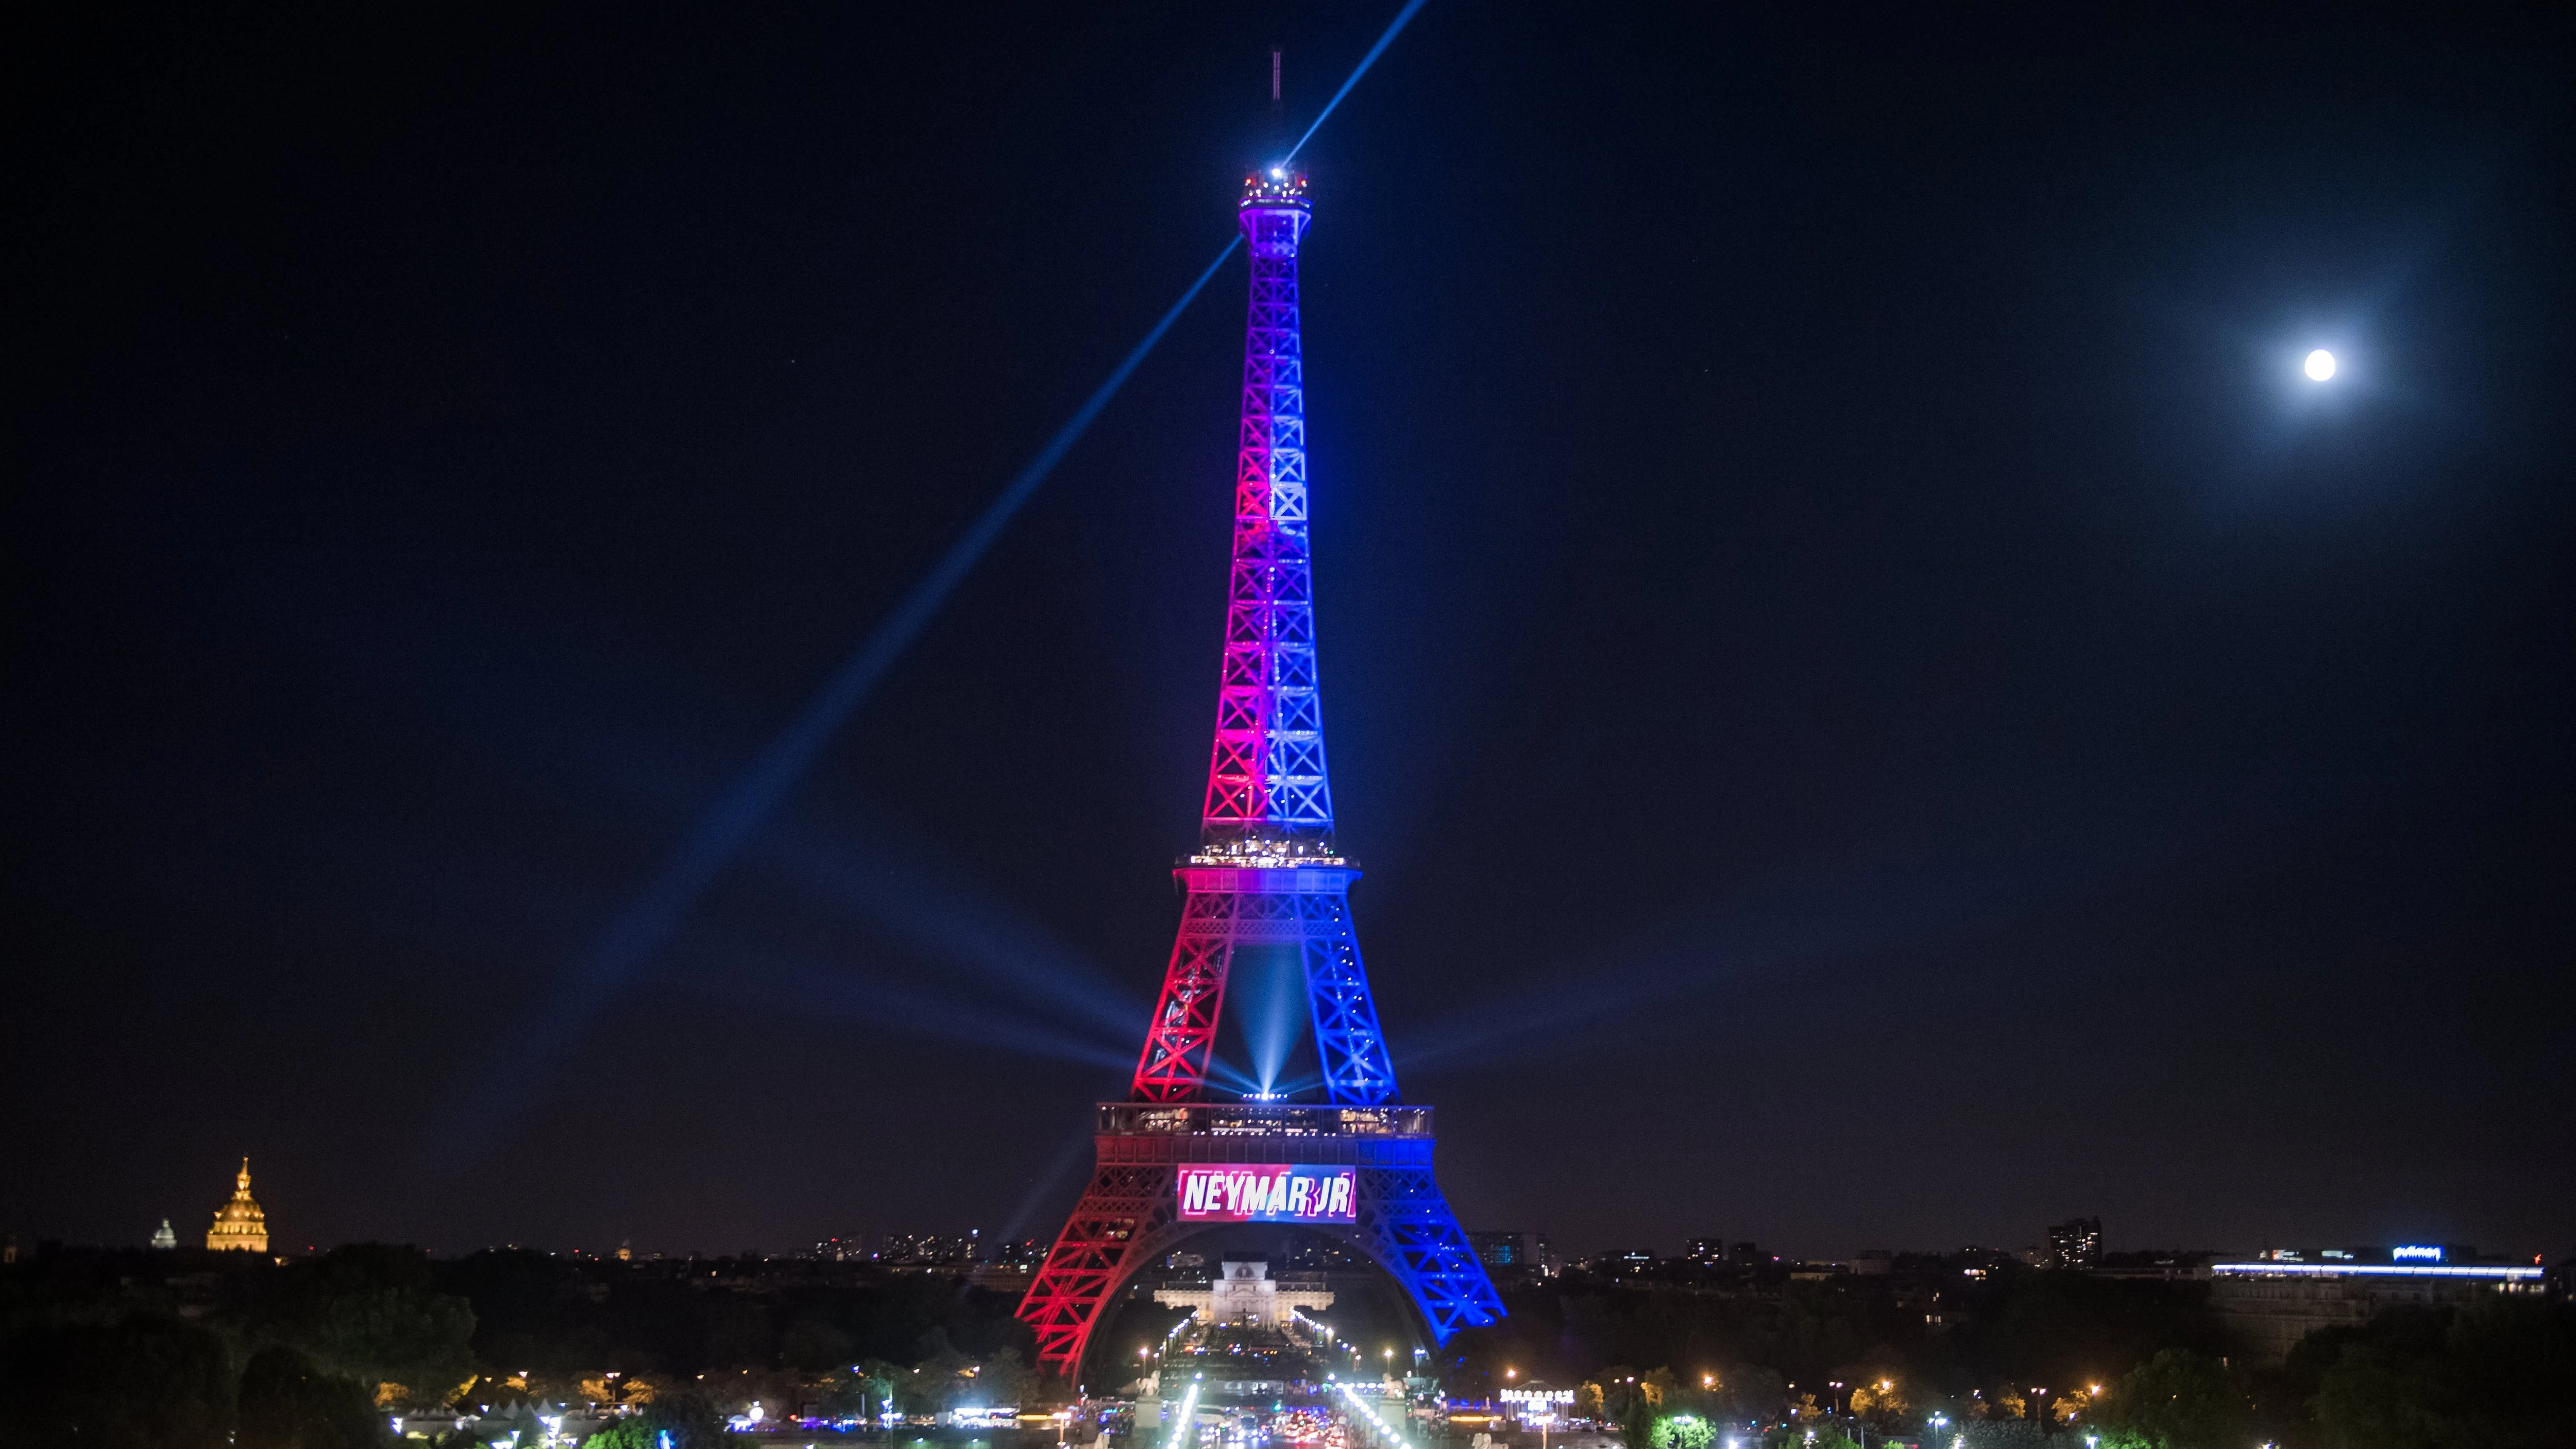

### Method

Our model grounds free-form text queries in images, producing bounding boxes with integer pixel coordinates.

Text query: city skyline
[57,1157,2558,1272]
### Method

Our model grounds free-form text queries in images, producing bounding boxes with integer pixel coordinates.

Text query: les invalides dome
[206,1157,269,1253]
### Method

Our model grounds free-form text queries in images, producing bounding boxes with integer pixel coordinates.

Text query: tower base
[1018,1103,1502,1382]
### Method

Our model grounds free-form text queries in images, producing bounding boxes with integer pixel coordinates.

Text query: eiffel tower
[1015,166,1504,1381]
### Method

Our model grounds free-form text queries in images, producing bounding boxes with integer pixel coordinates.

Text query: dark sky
[8,5,2572,1265]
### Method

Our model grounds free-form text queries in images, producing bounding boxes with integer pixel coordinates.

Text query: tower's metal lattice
[1019,171,1503,1382]
[1204,176,1332,846]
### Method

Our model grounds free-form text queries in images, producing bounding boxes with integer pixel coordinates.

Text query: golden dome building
[206,1157,269,1253]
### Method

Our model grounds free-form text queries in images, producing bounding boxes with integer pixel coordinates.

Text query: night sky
[9,6,2573,1265]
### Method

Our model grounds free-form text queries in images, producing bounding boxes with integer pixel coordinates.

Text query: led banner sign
[1175,1164,1357,1223]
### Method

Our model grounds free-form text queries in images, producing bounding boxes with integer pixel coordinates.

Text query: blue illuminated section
[2212,1261,2538,1281]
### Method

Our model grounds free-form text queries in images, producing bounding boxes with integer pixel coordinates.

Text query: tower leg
[1299,890,1397,1104]
[1018,1162,1177,1380]
[1132,894,1238,1100]
[1355,1164,1505,1340]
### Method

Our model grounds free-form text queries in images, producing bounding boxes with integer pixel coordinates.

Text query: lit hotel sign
[2392,1245,2444,1262]
[1175,1164,1357,1223]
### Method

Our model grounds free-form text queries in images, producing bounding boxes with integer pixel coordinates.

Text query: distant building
[2046,1217,2103,1270]
[1586,1249,1657,1276]
[206,1158,268,1253]
[2091,1248,2213,1280]
[2209,1247,2544,1366]
[1470,1231,1530,1269]
[1686,1237,1725,1263]
[150,1219,177,1250]
[878,1231,978,1265]
[1153,1259,1332,1330]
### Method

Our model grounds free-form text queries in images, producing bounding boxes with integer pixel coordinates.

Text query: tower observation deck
[1015,169,1503,1382]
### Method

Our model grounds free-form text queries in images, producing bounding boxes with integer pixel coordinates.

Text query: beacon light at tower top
[1240,167,1311,210]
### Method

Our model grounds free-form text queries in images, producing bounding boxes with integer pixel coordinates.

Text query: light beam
[1282,0,1433,166]
[436,236,1238,1150]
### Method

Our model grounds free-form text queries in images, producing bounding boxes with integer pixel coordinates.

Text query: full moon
[2304,348,2337,381]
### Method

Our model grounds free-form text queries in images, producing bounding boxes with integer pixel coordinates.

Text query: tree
[0,1311,235,1448]
[582,1389,727,1449]
[2310,1295,2576,1449]
[2088,1348,2247,1449]
[782,1314,857,1373]
[250,1245,478,1400]
[978,1346,1041,1409]
[700,1298,772,1368]
[1585,1367,1675,1447]
[236,1344,395,1449]
[1849,1375,1910,1427]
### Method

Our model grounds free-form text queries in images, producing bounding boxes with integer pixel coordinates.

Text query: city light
[1335,1381,1417,1449]
[1165,1378,1204,1449]
[2211,1261,2538,1280]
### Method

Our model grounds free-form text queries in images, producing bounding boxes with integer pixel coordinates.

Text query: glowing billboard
[1175,1164,1357,1223]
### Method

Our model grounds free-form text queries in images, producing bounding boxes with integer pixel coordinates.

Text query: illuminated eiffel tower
[1016,166,1504,1382]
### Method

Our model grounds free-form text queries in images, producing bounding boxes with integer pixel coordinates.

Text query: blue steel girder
[1299,891,1396,1104]
[1357,1164,1506,1339]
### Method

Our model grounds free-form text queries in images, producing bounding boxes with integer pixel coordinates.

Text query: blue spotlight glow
[995,1118,1099,1244]
[1240,948,1303,1094]
[436,236,1242,1150]
[1281,0,1432,165]
[701,943,1137,1071]
[759,811,1147,1042]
